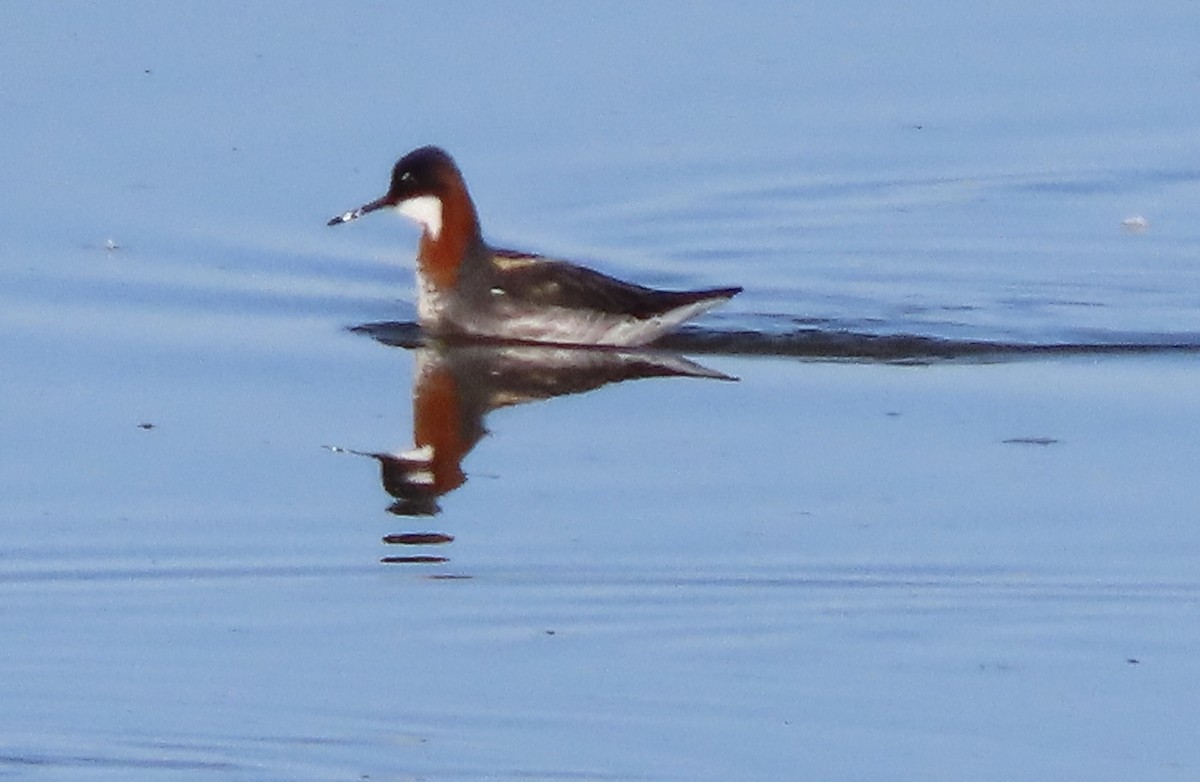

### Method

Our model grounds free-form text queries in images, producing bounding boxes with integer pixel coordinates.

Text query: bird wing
[492,250,739,319]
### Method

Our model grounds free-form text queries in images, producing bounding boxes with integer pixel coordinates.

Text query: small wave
[352,320,1200,362]
[653,325,1200,361]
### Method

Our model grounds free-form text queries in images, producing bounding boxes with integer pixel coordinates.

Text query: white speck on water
[1121,214,1149,233]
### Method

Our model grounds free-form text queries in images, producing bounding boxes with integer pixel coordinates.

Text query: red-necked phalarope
[327,146,740,346]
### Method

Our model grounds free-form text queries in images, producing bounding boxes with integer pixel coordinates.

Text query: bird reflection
[332,331,732,563]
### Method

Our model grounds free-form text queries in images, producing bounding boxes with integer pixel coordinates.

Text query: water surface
[3,3,1200,780]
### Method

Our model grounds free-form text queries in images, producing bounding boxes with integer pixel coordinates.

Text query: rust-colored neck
[416,179,483,291]
[413,359,466,494]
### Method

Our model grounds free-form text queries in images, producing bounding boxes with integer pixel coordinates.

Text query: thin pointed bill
[326,196,390,227]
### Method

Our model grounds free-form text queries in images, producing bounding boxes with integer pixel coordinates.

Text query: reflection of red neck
[416,182,482,292]
[413,361,467,495]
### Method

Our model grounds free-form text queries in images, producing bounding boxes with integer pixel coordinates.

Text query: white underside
[495,297,724,346]
[395,195,443,240]
[416,269,444,324]
[417,288,725,347]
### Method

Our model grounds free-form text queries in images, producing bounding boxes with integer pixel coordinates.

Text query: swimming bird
[327,146,741,346]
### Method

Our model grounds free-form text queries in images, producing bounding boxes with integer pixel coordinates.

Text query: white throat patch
[396,195,444,240]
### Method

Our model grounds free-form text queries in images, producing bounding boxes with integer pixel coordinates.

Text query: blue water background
[3,3,1200,780]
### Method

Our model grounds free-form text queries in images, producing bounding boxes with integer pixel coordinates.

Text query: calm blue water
[3,3,1200,780]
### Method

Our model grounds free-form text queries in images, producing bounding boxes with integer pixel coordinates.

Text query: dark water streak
[353,320,1200,363]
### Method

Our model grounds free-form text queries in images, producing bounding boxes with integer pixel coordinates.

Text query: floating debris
[1121,214,1149,233]
[380,555,449,565]
[383,532,454,545]
[1002,436,1059,446]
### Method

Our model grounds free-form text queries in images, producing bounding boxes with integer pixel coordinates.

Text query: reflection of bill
[329,341,733,563]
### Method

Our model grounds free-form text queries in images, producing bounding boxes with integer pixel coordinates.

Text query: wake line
[352,321,1200,362]
[653,327,1200,361]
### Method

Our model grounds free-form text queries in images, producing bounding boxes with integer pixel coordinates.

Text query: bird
[327,146,741,347]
